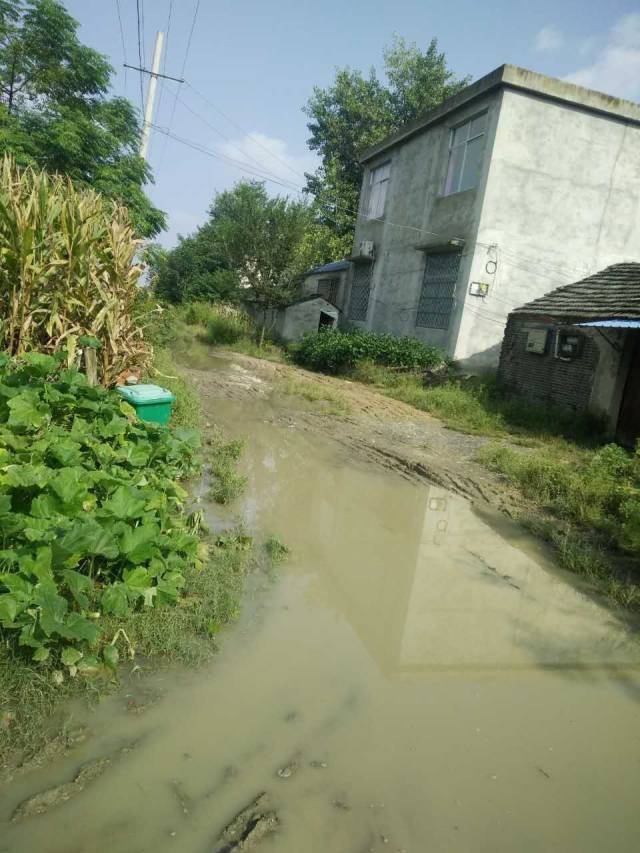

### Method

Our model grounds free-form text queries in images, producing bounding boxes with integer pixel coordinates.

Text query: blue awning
[575,319,640,329]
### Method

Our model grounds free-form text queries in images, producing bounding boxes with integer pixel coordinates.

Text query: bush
[291,329,445,374]
[204,305,254,345]
[0,351,202,674]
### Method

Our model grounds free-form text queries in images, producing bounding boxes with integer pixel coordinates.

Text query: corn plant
[0,155,151,385]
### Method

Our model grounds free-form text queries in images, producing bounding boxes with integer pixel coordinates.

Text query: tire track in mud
[183,353,516,514]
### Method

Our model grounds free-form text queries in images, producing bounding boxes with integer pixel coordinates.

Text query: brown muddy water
[3,373,640,852]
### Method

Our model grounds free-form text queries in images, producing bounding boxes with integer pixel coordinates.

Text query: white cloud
[565,13,640,100]
[219,132,318,192]
[534,26,564,52]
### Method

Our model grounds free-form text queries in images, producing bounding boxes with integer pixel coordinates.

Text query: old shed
[245,295,339,343]
[498,263,640,444]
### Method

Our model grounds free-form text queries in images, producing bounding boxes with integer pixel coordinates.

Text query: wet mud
[2,347,640,853]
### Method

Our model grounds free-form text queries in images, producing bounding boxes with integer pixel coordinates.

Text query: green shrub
[204,305,254,345]
[0,351,202,674]
[291,329,445,374]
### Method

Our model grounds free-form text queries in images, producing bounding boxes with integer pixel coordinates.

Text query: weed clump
[264,536,290,564]
[208,437,248,505]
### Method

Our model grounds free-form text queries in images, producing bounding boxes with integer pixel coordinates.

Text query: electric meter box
[556,332,583,361]
[525,329,548,355]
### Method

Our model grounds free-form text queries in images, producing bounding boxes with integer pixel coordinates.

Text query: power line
[186,82,307,182]
[135,0,144,112]
[151,123,306,191]
[157,0,200,172]
[168,85,307,188]
[114,0,128,92]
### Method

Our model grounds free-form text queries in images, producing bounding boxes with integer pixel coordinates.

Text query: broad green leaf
[35,582,68,637]
[0,593,19,624]
[76,656,101,676]
[114,442,151,468]
[123,566,153,592]
[30,492,64,518]
[57,519,119,561]
[62,570,93,608]
[61,613,100,644]
[19,623,41,648]
[2,463,51,489]
[48,438,83,467]
[21,546,53,581]
[98,416,129,438]
[174,427,201,449]
[101,582,128,617]
[0,494,11,514]
[120,523,159,563]
[19,353,58,376]
[103,645,119,670]
[142,586,157,607]
[7,390,50,431]
[99,485,146,520]
[0,573,32,598]
[48,467,91,508]
[33,646,50,662]
[61,647,83,667]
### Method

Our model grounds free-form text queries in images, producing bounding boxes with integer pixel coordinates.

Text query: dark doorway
[318,311,335,331]
[617,332,640,446]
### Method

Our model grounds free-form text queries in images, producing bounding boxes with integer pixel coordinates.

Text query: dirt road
[183,348,517,513]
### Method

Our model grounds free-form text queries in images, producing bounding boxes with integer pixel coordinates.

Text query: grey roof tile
[511,262,640,320]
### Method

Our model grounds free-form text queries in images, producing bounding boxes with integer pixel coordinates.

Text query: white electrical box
[525,329,548,355]
[358,240,375,259]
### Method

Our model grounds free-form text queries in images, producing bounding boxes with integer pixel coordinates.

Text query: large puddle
[3,367,640,852]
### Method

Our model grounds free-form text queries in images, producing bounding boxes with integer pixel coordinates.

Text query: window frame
[442,111,488,197]
[365,161,391,220]
[317,276,340,305]
[348,262,373,322]
[415,249,463,330]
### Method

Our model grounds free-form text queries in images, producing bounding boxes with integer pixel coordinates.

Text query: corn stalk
[0,155,151,385]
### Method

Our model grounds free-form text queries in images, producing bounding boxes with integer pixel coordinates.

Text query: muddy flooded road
[3,355,640,853]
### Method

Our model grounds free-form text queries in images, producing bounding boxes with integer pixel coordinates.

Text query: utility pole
[139,30,164,161]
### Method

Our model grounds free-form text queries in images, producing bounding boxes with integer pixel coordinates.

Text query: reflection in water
[3,391,640,853]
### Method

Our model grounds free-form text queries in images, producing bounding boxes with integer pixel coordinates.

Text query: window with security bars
[317,277,339,305]
[416,251,462,329]
[348,264,372,321]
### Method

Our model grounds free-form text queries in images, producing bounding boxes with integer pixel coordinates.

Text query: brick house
[497,263,640,443]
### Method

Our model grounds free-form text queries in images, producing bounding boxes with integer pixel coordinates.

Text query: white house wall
[457,90,640,366]
[348,91,502,354]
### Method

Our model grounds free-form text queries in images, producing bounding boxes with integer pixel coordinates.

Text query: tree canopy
[149,181,318,306]
[0,0,165,237]
[304,36,470,240]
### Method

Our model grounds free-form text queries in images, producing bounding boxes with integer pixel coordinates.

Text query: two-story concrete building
[336,64,640,368]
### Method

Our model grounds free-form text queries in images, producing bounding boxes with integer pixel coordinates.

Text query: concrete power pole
[139,31,165,161]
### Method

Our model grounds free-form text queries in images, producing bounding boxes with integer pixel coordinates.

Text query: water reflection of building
[234,406,639,675]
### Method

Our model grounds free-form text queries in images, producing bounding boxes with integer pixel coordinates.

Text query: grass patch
[279,377,350,415]
[520,515,640,611]
[207,434,248,505]
[150,346,202,428]
[264,536,290,564]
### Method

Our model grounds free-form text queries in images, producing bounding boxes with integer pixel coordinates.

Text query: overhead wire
[113,0,128,93]
[135,0,145,113]
[157,0,201,171]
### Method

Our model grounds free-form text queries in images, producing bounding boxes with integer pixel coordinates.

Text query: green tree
[0,0,164,237]
[150,181,314,308]
[304,36,469,240]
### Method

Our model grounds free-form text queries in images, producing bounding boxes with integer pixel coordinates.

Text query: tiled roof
[511,263,640,320]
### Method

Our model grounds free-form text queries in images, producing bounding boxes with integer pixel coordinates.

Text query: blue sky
[66,0,640,247]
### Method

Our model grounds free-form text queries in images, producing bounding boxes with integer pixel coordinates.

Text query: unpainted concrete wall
[459,90,640,366]
[347,90,501,352]
[245,299,339,343]
[348,83,640,369]
[302,271,348,310]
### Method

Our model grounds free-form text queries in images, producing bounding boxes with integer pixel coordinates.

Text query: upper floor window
[443,112,487,196]
[365,162,390,219]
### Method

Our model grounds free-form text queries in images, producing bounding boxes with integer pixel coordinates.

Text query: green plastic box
[116,383,176,425]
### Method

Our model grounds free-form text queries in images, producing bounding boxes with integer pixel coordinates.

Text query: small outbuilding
[301,260,350,309]
[498,263,640,444]
[245,294,339,343]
